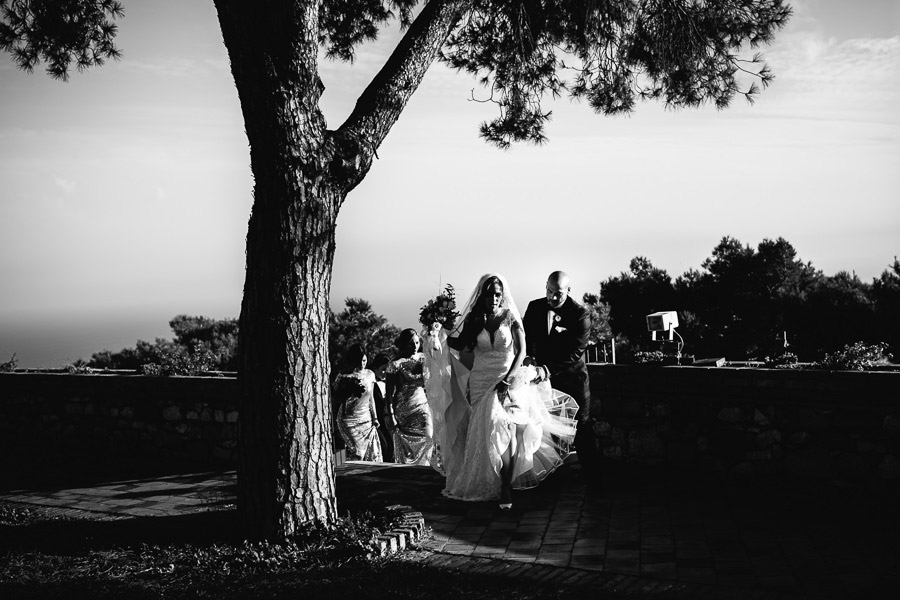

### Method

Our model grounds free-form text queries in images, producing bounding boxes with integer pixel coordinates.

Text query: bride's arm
[496,320,527,393]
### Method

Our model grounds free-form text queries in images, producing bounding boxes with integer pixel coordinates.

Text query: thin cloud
[115,57,228,78]
[52,174,76,194]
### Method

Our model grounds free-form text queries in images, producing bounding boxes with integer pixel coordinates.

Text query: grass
[0,503,589,600]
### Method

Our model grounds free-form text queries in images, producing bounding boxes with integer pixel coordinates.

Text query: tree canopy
[0,0,123,80]
[601,238,898,362]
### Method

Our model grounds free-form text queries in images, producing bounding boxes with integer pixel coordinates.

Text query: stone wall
[0,373,238,466]
[2,368,898,490]
[588,365,900,491]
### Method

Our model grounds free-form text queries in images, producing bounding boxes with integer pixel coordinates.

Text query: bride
[428,273,577,509]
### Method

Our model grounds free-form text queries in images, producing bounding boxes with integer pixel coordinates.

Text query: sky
[1,0,898,368]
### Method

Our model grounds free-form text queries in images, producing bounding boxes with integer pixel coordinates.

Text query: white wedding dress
[438,312,578,501]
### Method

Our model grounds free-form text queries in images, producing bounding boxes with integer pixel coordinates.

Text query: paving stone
[534,553,572,567]
[507,540,541,553]
[442,544,475,555]
[678,567,717,583]
[503,553,537,563]
[569,554,604,569]
[641,561,678,578]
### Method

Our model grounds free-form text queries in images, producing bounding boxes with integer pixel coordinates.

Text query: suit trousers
[549,365,599,475]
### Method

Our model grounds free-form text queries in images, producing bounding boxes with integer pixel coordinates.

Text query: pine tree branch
[336,0,473,160]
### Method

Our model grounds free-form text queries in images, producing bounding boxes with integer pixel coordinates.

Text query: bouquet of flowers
[419,284,460,331]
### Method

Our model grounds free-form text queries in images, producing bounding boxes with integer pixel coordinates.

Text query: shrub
[763,351,801,369]
[0,353,17,372]
[812,341,893,371]
[139,342,218,376]
[633,350,668,365]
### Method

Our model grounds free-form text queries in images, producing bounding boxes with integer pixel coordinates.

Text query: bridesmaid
[332,344,383,462]
[384,329,434,465]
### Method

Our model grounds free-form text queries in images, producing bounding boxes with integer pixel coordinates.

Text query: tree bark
[212,0,472,540]
[214,0,340,539]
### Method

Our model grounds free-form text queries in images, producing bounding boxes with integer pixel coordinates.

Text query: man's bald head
[546,271,571,309]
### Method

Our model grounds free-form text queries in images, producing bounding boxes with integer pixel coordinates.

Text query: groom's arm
[560,305,592,366]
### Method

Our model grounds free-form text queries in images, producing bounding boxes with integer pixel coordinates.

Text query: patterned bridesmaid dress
[333,369,383,462]
[386,352,434,465]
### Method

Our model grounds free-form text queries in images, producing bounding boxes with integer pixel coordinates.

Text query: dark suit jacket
[523,296,592,374]
[523,295,592,411]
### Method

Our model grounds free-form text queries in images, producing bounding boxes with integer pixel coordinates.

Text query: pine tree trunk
[236,177,340,538]
[213,0,470,539]
[214,0,340,539]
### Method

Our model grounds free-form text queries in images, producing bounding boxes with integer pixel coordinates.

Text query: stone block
[603,446,623,458]
[787,432,809,447]
[649,402,671,417]
[877,454,900,480]
[772,443,785,460]
[226,411,239,423]
[162,406,182,421]
[731,461,755,475]
[376,535,397,555]
[214,409,225,423]
[186,410,200,421]
[610,427,626,447]
[753,409,771,427]
[793,408,829,430]
[717,407,746,424]
[756,429,782,449]
[628,429,665,458]
[593,420,612,437]
[744,449,772,461]
[389,529,411,549]
[858,439,888,455]
[883,414,900,435]
[400,520,423,538]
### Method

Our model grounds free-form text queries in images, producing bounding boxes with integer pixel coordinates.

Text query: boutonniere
[553,314,562,323]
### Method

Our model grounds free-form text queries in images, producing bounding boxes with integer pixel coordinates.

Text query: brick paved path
[2,460,898,598]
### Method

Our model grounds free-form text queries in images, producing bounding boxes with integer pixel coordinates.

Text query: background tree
[796,271,875,358]
[676,236,821,360]
[170,315,240,371]
[581,292,613,362]
[600,256,676,357]
[88,315,238,373]
[329,298,400,370]
[605,239,892,363]
[5,0,792,538]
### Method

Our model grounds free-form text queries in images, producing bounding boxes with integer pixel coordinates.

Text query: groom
[523,271,600,481]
